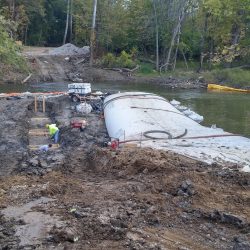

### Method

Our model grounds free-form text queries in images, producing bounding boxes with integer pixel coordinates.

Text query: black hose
[173,129,188,139]
[143,129,188,140]
[143,130,173,139]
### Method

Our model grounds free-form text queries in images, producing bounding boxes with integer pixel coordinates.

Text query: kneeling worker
[39,144,52,152]
[46,124,60,144]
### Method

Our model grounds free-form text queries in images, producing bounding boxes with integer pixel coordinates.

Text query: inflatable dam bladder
[104,92,250,172]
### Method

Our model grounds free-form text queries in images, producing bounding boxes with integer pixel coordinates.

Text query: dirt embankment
[0,95,249,249]
[1,46,206,89]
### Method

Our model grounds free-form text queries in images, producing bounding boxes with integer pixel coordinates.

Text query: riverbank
[1,45,249,91]
[0,95,249,249]
[0,46,207,89]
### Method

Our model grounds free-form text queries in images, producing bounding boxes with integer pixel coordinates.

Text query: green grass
[203,68,250,88]
[137,62,202,79]
[137,61,250,88]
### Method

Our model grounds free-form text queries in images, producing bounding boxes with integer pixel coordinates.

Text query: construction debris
[76,103,92,114]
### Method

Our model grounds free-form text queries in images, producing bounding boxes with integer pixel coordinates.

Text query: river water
[1,82,250,137]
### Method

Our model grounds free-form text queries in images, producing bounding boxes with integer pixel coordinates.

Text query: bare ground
[0,96,249,249]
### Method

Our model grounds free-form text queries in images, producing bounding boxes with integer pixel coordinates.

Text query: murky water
[1,81,250,137]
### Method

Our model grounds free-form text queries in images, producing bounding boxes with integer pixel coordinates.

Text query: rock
[181,180,193,190]
[53,228,76,243]
[72,210,88,218]
[0,189,6,195]
[110,218,128,228]
[21,162,28,168]
[177,189,186,196]
[40,160,48,168]
[51,154,64,162]
[177,179,194,196]
[233,236,250,250]
[209,210,246,228]
[29,158,39,166]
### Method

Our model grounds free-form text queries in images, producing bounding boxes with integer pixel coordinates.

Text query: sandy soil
[0,95,249,249]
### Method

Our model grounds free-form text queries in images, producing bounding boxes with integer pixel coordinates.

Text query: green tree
[0,15,26,70]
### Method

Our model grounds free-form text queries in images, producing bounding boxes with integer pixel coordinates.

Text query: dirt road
[0,95,249,249]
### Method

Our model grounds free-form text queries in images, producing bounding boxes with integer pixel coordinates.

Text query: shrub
[0,15,27,72]
[102,53,116,67]
[101,50,137,69]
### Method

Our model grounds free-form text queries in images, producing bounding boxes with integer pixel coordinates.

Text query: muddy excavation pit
[0,96,249,249]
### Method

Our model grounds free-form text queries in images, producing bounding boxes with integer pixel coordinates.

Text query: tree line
[0,0,249,71]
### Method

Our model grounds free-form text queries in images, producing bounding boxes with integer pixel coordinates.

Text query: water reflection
[0,81,249,137]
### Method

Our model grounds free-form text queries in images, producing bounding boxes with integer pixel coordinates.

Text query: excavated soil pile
[0,96,249,249]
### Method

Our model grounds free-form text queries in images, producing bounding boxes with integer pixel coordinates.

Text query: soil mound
[87,147,201,177]
[49,43,90,56]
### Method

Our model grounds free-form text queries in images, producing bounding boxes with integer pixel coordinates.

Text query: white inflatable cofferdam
[104,92,223,141]
[104,92,250,171]
[106,92,182,141]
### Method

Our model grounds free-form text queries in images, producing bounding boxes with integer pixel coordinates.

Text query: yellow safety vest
[48,124,59,136]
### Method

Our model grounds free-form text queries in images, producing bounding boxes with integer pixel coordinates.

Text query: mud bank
[0,95,249,249]
[1,46,206,89]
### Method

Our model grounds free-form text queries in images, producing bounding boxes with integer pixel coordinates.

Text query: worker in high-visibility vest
[46,124,60,143]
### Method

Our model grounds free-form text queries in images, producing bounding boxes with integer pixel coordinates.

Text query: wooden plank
[42,96,46,113]
[34,96,37,112]
[31,117,50,120]
[29,132,49,136]
[29,144,60,150]
[29,129,49,136]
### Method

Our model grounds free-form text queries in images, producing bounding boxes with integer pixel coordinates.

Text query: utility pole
[90,0,98,67]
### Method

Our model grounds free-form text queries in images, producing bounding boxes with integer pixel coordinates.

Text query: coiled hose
[143,129,188,140]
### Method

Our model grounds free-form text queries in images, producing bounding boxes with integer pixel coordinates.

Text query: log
[22,73,32,84]
[103,65,140,73]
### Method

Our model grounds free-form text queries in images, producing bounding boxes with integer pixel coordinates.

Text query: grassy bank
[137,62,250,88]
